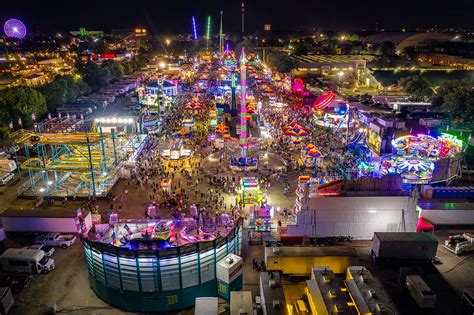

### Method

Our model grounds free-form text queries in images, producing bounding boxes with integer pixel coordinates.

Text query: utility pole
[219,11,224,56]
[241,2,245,35]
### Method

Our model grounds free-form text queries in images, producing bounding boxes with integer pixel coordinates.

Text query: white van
[0,173,14,186]
[0,248,55,274]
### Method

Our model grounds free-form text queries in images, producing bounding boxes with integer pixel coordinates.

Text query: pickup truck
[24,244,55,257]
[444,233,474,255]
[35,233,76,249]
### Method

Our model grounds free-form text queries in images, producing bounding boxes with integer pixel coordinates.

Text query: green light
[231,73,236,88]
[440,133,463,148]
[206,16,211,40]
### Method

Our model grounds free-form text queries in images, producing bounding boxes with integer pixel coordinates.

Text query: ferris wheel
[4,19,27,39]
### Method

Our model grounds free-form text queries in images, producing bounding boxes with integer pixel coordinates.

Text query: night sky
[0,0,472,35]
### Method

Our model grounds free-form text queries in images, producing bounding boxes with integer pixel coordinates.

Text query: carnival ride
[10,129,145,197]
[4,18,27,39]
[92,215,238,249]
[391,134,462,159]
[222,45,236,67]
[380,133,465,184]
[313,91,336,111]
[142,114,161,132]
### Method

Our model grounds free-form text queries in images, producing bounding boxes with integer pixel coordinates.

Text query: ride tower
[239,48,247,159]
[230,70,237,116]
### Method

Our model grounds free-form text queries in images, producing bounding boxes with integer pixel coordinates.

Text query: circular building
[81,219,243,312]
[363,32,453,53]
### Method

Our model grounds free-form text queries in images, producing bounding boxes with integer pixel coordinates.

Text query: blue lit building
[81,219,242,312]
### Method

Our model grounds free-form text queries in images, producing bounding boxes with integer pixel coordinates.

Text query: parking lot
[0,227,471,315]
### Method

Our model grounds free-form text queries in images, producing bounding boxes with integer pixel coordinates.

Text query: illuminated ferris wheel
[3,19,27,39]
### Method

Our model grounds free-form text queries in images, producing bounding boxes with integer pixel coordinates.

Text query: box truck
[371,232,438,263]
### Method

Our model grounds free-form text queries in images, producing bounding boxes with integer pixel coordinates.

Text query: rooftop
[259,272,286,315]
[291,54,377,65]
[265,246,358,257]
[1,208,78,218]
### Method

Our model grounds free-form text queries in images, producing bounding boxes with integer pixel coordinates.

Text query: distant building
[290,54,377,75]
[107,29,148,51]
[21,72,51,86]
[418,53,474,69]
[362,32,453,53]
[264,24,271,31]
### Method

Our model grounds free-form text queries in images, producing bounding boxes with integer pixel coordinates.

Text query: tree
[123,62,134,75]
[38,75,90,112]
[0,87,47,128]
[294,43,308,56]
[104,61,124,78]
[77,62,111,91]
[379,41,396,56]
[403,46,420,61]
[277,57,298,73]
[433,79,474,121]
[265,51,297,73]
[398,75,433,101]
[235,39,255,55]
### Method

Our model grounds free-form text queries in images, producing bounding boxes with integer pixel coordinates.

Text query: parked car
[0,273,33,293]
[0,173,15,186]
[23,244,55,257]
[35,233,76,249]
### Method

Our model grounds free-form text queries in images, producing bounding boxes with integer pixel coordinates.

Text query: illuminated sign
[264,24,271,31]
[367,129,382,155]
[440,133,463,148]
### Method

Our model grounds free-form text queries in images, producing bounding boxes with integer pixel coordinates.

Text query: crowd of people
[100,53,374,246]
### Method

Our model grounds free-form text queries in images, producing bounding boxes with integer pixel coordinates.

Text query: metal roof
[1,248,44,261]
[363,32,418,45]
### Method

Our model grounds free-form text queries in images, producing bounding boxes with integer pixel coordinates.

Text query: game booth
[160,140,192,168]
[250,205,273,232]
[295,175,311,213]
[237,177,261,206]
[282,121,309,144]
[301,144,324,168]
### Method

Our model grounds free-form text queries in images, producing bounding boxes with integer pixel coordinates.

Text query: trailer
[405,275,436,309]
[0,160,17,173]
[444,233,474,255]
[194,297,218,315]
[371,232,438,263]
[0,209,91,234]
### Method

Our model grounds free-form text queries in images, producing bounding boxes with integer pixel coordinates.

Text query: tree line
[0,56,147,142]
[398,75,474,122]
